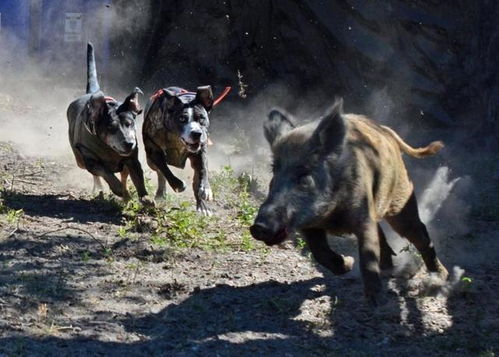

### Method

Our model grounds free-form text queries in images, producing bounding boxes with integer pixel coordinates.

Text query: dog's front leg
[125,158,155,207]
[189,147,212,216]
[78,146,124,198]
[144,137,186,193]
[87,164,124,198]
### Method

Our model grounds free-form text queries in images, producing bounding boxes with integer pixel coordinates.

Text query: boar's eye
[297,174,314,189]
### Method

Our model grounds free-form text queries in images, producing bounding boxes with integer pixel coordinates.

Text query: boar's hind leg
[355,221,382,303]
[378,224,395,272]
[386,192,449,280]
[302,229,354,275]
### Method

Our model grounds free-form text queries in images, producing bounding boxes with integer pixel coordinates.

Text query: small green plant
[6,208,23,225]
[81,251,91,262]
[157,201,210,248]
[117,225,129,239]
[237,190,257,226]
[240,230,255,251]
[460,275,474,293]
[461,276,473,284]
[150,234,169,247]
[296,236,307,250]
[3,208,24,233]
[211,165,239,197]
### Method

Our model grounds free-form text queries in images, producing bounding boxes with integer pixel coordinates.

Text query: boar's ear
[118,87,143,115]
[196,85,214,111]
[311,98,346,156]
[85,91,107,135]
[264,109,295,146]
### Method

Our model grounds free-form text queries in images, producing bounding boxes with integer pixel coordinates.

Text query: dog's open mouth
[182,139,201,152]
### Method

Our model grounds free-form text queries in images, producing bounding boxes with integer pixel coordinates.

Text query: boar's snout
[250,218,288,246]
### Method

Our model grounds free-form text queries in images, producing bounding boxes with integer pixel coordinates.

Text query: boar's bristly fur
[251,99,448,306]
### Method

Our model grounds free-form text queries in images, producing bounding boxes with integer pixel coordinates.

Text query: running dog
[67,43,153,205]
[142,86,230,215]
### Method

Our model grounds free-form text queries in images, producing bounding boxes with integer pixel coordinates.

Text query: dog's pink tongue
[208,138,214,146]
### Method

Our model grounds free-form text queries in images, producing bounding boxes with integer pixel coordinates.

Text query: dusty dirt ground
[0,115,498,355]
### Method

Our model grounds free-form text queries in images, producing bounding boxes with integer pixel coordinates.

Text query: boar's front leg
[301,228,354,275]
[355,221,382,305]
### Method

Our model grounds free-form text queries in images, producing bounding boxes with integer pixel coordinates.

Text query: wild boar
[250,99,449,304]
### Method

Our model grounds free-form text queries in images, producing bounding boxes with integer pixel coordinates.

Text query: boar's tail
[381,125,444,158]
[86,43,100,94]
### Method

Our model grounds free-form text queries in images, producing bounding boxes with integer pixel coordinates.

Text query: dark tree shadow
[0,233,112,304]
[1,230,494,356]
[3,192,123,224]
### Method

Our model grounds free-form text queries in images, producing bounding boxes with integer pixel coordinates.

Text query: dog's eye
[107,122,119,131]
[179,115,189,123]
[297,174,314,190]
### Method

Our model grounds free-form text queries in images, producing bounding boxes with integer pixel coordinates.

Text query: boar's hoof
[334,255,355,275]
[343,255,355,273]
[435,261,449,281]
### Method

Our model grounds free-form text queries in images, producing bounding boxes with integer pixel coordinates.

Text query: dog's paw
[196,200,212,216]
[170,178,187,193]
[140,195,156,208]
[198,184,213,201]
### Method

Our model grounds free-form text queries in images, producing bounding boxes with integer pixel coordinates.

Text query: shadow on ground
[3,192,122,224]
[1,267,496,356]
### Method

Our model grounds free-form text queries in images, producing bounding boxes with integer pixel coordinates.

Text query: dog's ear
[118,87,143,115]
[85,91,107,135]
[162,89,183,112]
[196,86,214,111]
[264,109,295,147]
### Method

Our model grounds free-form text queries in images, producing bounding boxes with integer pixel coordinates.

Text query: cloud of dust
[0,2,153,189]
[419,167,461,224]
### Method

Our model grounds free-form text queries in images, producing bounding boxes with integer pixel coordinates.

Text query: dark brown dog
[67,43,152,205]
[142,86,229,215]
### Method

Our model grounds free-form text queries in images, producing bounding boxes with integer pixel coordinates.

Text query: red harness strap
[149,87,232,106]
[213,86,231,107]
[150,89,165,102]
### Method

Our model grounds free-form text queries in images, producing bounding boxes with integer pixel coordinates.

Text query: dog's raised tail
[86,42,100,94]
[381,125,444,158]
